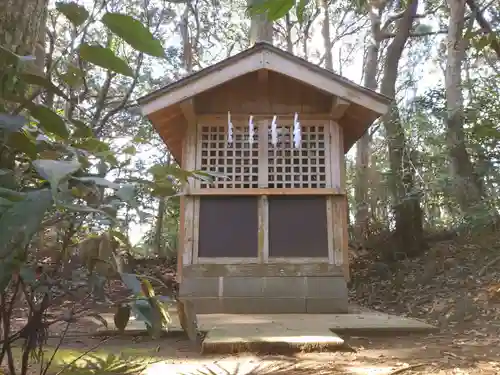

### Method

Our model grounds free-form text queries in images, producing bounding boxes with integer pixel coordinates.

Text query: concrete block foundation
[179,275,348,314]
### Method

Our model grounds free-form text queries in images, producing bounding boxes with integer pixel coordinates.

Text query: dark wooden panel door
[198,196,258,257]
[268,196,328,257]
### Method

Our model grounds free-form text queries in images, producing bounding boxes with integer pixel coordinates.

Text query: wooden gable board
[138,43,391,116]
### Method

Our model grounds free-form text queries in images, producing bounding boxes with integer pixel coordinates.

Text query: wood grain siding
[268,196,328,257]
[195,71,332,115]
[198,196,258,257]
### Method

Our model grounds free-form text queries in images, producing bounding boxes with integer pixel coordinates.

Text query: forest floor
[6,226,500,375]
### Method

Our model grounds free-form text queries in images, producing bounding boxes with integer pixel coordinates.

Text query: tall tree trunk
[445,0,484,212]
[0,0,48,372]
[0,0,47,62]
[354,4,383,242]
[321,0,333,70]
[0,0,48,168]
[248,0,273,44]
[180,3,193,73]
[380,0,424,259]
[285,13,293,53]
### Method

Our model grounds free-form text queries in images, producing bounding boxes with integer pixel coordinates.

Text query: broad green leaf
[0,45,36,66]
[0,113,26,132]
[73,176,120,189]
[296,0,309,23]
[56,1,89,27]
[0,45,24,65]
[129,298,154,328]
[148,297,163,338]
[33,159,81,191]
[116,184,136,202]
[120,273,143,295]
[0,169,17,190]
[101,13,166,58]
[20,73,69,99]
[267,0,294,20]
[116,185,143,219]
[141,278,155,298]
[79,44,134,77]
[129,297,164,337]
[247,0,267,16]
[30,105,69,139]
[110,230,131,247]
[72,127,93,139]
[71,119,93,138]
[0,190,52,292]
[149,164,192,181]
[114,305,131,332]
[0,187,26,201]
[249,0,294,19]
[73,138,109,153]
[475,35,490,51]
[122,145,136,155]
[150,183,178,198]
[59,64,85,88]
[7,131,37,159]
[0,197,14,206]
[154,297,172,326]
[98,151,119,166]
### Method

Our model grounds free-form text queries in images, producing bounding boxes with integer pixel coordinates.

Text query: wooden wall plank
[331,195,349,280]
[258,196,269,263]
[326,197,334,265]
[329,120,342,191]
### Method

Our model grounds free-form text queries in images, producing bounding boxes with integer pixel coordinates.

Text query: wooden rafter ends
[331,97,350,119]
[179,99,196,125]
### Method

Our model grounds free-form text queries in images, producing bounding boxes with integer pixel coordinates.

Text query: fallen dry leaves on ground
[5,229,500,374]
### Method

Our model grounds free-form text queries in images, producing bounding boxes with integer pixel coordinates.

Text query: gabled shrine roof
[137,42,392,164]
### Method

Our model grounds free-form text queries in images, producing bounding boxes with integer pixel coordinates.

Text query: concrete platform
[202,321,345,354]
[91,308,437,354]
[198,313,436,353]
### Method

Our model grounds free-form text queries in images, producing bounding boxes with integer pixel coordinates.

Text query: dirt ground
[5,309,499,375]
[6,228,500,374]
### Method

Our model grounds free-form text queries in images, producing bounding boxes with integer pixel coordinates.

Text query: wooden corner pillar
[177,99,197,282]
[329,117,349,281]
[329,96,350,281]
[177,99,199,342]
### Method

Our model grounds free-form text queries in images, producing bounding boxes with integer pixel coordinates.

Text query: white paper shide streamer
[271,115,278,146]
[227,111,233,145]
[248,115,255,145]
[293,112,301,148]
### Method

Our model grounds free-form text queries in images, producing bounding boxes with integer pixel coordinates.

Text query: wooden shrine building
[138,43,391,314]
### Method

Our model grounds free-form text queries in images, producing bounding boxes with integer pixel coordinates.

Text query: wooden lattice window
[197,122,329,189]
[268,124,328,188]
[198,125,259,188]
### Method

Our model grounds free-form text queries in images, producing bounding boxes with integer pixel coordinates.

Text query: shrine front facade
[138,43,391,314]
